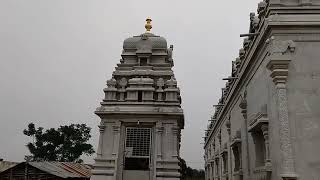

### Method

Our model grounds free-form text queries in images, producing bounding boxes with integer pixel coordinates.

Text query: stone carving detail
[243,38,251,51]
[239,48,246,61]
[119,77,128,88]
[104,77,118,101]
[107,77,117,87]
[157,78,165,88]
[235,57,241,69]
[257,1,268,18]
[232,61,237,77]
[278,87,296,176]
[249,13,260,35]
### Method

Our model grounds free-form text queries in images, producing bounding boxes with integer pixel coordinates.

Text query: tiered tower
[91,18,184,180]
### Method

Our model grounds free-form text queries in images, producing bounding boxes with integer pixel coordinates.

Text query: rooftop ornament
[145,17,152,33]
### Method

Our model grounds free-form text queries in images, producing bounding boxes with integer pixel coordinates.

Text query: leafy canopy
[23,123,94,162]
[178,157,205,180]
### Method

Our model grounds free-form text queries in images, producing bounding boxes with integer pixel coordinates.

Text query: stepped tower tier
[91,18,184,180]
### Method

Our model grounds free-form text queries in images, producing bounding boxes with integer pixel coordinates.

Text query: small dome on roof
[123,33,167,50]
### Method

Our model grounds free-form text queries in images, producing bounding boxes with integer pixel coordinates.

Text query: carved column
[156,124,164,159]
[97,124,106,157]
[261,124,271,169]
[267,41,297,179]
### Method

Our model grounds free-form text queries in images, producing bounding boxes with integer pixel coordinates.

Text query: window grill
[125,127,151,157]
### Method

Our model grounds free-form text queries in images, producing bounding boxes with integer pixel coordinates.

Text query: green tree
[23,123,94,162]
[179,157,205,180]
[178,157,187,180]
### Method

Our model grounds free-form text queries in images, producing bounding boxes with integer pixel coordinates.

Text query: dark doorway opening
[124,157,149,170]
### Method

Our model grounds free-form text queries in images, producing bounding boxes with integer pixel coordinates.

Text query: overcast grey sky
[0,0,260,169]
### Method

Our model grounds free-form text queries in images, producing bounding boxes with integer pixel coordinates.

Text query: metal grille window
[125,127,151,157]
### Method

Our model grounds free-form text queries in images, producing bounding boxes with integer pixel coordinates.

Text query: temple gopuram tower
[91,18,184,180]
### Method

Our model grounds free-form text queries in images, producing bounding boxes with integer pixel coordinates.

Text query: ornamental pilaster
[261,124,271,169]
[266,39,297,179]
[156,123,164,159]
[97,124,106,157]
[112,122,121,156]
[172,126,179,158]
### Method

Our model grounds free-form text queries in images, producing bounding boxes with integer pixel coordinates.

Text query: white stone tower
[91,18,184,180]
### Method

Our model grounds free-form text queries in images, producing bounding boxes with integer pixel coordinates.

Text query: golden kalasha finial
[145,17,152,32]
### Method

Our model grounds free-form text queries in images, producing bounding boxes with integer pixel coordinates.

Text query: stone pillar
[156,124,164,159]
[267,57,297,179]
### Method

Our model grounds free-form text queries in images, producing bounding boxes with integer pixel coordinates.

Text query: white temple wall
[245,46,271,178]
[286,39,320,180]
[229,97,247,179]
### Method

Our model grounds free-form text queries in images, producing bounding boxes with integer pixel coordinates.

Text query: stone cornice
[204,14,271,147]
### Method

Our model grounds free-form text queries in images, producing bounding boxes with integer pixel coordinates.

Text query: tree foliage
[23,123,94,162]
[179,157,205,180]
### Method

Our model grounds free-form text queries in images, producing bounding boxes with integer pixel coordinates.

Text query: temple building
[91,18,184,180]
[204,1,320,180]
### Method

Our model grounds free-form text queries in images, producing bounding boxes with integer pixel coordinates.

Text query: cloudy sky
[0,0,260,169]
